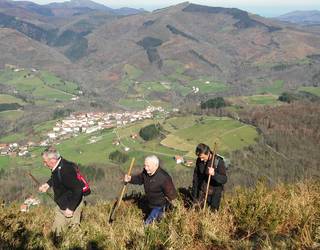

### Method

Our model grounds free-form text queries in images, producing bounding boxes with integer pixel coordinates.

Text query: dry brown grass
[0,180,319,249]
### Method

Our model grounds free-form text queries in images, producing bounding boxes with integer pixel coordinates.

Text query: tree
[278,92,296,103]
[139,124,161,141]
[109,150,129,164]
[201,97,226,109]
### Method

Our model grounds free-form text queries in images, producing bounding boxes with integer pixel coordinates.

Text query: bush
[0,103,22,112]
[278,92,297,103]
[109,150,129,164]
[201,97,226,109]
[139,124,161,141]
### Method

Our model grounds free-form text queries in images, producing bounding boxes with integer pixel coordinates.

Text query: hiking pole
[203,142,217,211]
[27,172,54,201]
[109,157,135,223]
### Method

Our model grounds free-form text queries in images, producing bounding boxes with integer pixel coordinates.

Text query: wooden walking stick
[203,142,217,211]
[109,157,135,223]
[27,172,54,201]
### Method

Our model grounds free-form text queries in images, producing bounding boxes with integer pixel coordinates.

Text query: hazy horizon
[10,0,320,17]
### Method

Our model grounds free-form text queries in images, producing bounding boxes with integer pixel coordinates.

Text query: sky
[23,0,320,17]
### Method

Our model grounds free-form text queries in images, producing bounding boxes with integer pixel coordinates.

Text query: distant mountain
[47,0,145,16]
[276,10,320,25]
[0,0,145,19]
[47,0,113,12]
[0,2,320,103]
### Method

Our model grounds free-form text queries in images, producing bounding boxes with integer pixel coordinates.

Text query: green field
[0,157,10,170]
[0,115,259,176]
[123,64,143,80]
[227,94,279,107]
[39,71,79,95]
[161,116,258,156]
[246,95,279,105]
[258,80,284,95]
[118,98,149,109]
[189,79,229,94]
[0,110,24,122]
[298,86,320,97]
[0,94,26,105]
[0,119,58,144]
[0,69,78,104]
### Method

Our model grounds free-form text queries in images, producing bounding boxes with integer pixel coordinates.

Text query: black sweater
[192,154,227,199]
[130,167,177,208]
[47,158,83,211]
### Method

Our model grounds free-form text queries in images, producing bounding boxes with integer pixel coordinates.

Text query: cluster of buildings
[44,106,165,145]
[0,143,32,157]
[0,106,165,157]
[174,155,193,167]
[20,196,41,212]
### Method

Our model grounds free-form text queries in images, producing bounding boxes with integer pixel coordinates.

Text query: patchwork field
[257,80,284,95]
[117,62,230,103]
[0,94,26,105]
[298,86,320,97]
[161,116,258,157]
[0,69,78,105]
[227,94,280,106]
[0,115,259,177]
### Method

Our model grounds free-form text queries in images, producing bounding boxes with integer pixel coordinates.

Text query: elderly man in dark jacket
[39,147,84,236]
[192,143,227,211]
[124,155,177,225]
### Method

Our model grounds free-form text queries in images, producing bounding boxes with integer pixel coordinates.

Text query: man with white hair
[39,146,84,237]
[124,155,177,225]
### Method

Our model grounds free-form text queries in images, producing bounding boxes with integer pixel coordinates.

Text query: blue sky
[26,0,320,17]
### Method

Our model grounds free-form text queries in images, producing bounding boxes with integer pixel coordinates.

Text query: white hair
[42,147,60,160]
[145,155,159,167]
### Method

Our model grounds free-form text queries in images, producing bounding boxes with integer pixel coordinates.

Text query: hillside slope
[0,180,319,249]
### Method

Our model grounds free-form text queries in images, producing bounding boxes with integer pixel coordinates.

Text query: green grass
[0,115,259,173]
[0,157,10,170]
[189,79,229,94]
[33,120,58,134]
[258,80,284,95]
[163,60,186,75]
[118,98,149,110]
[298,86,320,97]
[161,116,258,156]
[0,131,26,143]
[227,94,280,107]
[135,81,168,94]
[123,64,143,80]
[32,85,73,101]
[0,119,57,143]
[0,94,26,105]
[246,95,279,105]
[39,71,79,95]
[0,110,24,121]
[0,69,76,104]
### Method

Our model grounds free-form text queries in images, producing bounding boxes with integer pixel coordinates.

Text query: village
[0,106,166,158]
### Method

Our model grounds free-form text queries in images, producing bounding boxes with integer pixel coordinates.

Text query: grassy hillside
[0,180,319,249]
[0,68,78,104]
[0,115,258,174]
[298,86,320,97]
[161,116,258,156]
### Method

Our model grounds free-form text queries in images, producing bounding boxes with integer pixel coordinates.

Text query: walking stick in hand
[109,158,135,223]
[203,143,217,211]
[27,172,54,201]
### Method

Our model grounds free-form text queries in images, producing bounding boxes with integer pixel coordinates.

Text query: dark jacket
[192,154,227,200]
[130,167,177,208]
[47,158,83,211]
